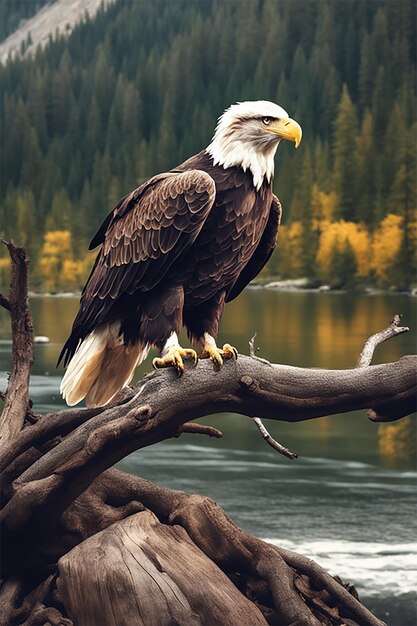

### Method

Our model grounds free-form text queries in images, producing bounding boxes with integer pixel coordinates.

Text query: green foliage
[332,85,358,220]
[0,0,416,289]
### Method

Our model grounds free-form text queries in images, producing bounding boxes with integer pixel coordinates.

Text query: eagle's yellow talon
[199,342,237,368]
[183,348,198,366]
[222,344,238,360]
[152,347,197,375]
[198,346,222,367]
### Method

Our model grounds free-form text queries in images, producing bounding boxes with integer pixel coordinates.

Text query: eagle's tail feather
[85,341,149,408]
[60,323,149,408]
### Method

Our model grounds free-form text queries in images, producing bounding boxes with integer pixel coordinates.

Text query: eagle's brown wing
[59,170,215,365]
[226,194,281,302]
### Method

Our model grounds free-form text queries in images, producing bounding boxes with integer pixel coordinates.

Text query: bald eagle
[59,101,302,407]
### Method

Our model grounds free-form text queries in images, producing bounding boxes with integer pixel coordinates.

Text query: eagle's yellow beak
[266,117,302,148]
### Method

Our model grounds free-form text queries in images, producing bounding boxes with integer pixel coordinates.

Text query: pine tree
[332,85,358,220]
[355,108,376,223]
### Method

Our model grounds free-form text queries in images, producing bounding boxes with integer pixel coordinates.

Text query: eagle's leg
[184,292,238,368]
[199,333,238,368]
[136,285,196,375]
[152,332,197,376]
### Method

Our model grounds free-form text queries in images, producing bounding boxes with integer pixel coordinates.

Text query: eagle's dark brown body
[60,150,280,367]
[60,99,301,407]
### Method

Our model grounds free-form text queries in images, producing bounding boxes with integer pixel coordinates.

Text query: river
[0,288,416,625]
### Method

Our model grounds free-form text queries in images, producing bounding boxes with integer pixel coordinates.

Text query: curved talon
[199,346,223,368]
[222,343,238,360]
[153,347,197,376]
[199,343,238,368]
[184,348,198,366]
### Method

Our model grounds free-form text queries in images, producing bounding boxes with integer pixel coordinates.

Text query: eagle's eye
[262,116,273,125]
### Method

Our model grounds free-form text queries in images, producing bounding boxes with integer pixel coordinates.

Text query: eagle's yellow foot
[199,342,238,368]
[153,347,197,376]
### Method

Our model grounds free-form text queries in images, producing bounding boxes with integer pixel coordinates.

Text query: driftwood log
[0,241,416,626]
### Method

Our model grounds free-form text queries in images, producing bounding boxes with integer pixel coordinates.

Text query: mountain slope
[0,0,113,64]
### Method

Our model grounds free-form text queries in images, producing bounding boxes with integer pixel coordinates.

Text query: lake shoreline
[27,278,417,299]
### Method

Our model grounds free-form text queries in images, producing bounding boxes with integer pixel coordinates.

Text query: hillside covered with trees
[0,0,416,291]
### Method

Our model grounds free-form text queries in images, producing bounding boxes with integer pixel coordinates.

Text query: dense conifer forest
[0,0,416,291]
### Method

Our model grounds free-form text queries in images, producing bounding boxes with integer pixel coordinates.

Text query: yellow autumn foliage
[41,230,73,259]
[371,214,403,281]
[0,257,11,290]
[273,221,304,277]
[311,184,337,224]
[37,230,91,292]
[316,220,372,278]
[60,259,88,291]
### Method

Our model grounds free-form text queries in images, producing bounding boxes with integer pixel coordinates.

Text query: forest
[0,0,416,291]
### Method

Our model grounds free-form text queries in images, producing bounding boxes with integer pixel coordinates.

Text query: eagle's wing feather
[226,194,281,302]
[93,170,215,296]
[60,170,215,364]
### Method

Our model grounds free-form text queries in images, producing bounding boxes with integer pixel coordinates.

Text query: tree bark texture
[0,241,34,442]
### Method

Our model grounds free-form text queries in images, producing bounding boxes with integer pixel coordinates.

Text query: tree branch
[357,314,409,367]
[251,416,298,459]
[0,241,34,443]
[249,334,297,459]
[179,422,223,438]
[11,355,414,488]
[0,292,11,312]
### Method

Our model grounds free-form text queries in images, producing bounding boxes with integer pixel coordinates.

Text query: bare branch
[0,241,34,443]
[355,315,414,422]
[0,406,105,475]
[249,333,257,357]
[0,292,11,312]
[179,422,223,438]
[9,354,416,491]
[248,334,289,457]
[249,332,271,365]
[0,352,411,549]
[357,314,409,368]
[251,417,298,459]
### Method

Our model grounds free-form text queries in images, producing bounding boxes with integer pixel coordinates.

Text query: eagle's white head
[206,100,302,190]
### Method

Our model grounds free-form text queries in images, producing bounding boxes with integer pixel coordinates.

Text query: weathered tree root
[2,468,381,626]
[0,574,72,626]
[94,469,386,626]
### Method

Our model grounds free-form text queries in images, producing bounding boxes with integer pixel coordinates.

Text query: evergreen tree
[332,85,358,220]
[355,108,375,223]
